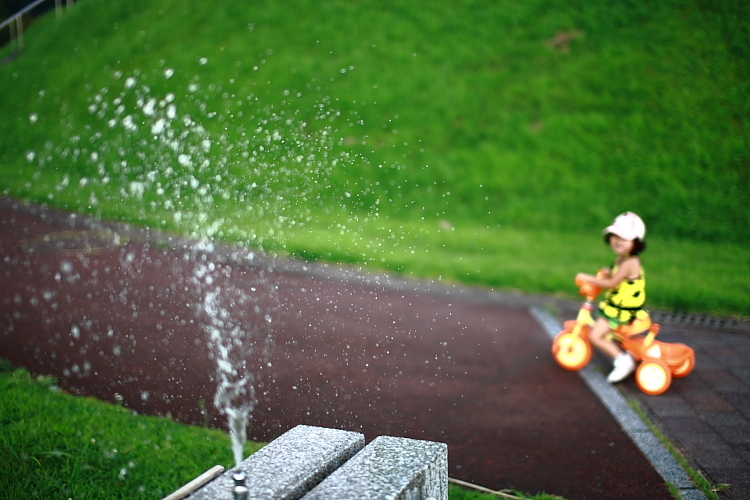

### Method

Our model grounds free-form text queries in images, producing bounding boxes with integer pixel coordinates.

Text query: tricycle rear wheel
[672,352,695,378]
[635,358,672,396]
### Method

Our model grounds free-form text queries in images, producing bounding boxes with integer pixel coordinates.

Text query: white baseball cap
[603,212,645,240]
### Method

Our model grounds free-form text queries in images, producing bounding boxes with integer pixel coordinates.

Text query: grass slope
[0,0,748,314]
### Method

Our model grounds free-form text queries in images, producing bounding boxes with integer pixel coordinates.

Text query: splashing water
[26,63,372,251]
[202,271,274,466]
[22,59,392,460]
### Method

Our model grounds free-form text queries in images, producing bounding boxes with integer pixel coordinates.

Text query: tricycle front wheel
[552,331,592,371]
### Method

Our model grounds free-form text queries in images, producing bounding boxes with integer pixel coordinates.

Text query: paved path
[617,326,750,500]
[553,295,750,500]
[0,196,746,499]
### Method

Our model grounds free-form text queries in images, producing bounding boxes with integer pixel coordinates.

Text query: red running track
[0,197,671,499]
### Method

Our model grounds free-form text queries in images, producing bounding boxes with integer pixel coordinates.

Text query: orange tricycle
[551,273,695,395]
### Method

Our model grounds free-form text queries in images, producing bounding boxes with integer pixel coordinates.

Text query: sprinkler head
[232,472,248,500]
[232,471,246,486]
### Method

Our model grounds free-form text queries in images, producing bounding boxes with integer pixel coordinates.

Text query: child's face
[608,234,634,256]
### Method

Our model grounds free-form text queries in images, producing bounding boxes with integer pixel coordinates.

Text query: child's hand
[575,273,591,286]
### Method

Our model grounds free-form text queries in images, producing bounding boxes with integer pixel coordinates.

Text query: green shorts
[604,316,626,331]
[598,302,648,330]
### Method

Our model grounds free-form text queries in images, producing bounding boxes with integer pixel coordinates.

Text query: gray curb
[529,306,708,500]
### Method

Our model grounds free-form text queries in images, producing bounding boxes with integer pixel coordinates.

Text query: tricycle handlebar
[576,270,606,300]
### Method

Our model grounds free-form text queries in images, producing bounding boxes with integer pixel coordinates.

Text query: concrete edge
[529,306,708,500]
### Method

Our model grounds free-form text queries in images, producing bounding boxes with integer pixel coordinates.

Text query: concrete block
[302,435,448,500]
[187,425,364,500]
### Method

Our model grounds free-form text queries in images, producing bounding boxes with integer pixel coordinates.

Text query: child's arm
[576,258,640,289]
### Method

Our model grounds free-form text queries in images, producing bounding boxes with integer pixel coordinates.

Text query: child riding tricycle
[550,212,695,396]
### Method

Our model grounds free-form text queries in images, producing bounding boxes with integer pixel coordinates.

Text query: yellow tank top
[598,260,646,323]
[605,261,646,308]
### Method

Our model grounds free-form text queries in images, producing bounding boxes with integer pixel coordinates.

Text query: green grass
[0,363,563,500]
[0,364,264,500]
[1,2,748,312]
[283,217,750,315]
[449,485,564,500]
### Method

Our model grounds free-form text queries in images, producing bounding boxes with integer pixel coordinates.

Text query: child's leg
[589,316,636,383]
[588,316,623,359]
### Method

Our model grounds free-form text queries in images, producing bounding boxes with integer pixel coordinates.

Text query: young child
[576,212,647,383]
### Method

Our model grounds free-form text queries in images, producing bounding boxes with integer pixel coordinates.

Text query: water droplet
[151,118,166,135]
[179,155,193,168]
[122,115,138,132]
[143,98,157,116]
[129,181,146,200]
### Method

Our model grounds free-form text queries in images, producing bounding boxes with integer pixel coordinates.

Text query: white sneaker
[607,353,636,383]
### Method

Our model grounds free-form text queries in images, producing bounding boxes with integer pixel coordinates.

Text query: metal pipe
[16,16,24,51]
[232,485,249,500]
[0,0,48,32]
[9,17,16,52]
[232,471,248,500]
[161,465,226,500]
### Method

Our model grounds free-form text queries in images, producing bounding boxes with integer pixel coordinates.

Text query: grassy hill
[1,0,748,314]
